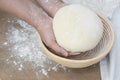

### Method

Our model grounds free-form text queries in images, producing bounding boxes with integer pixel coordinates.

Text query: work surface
[0,11,101,80]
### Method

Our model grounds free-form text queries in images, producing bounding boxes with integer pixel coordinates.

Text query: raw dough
[53,4,103,52]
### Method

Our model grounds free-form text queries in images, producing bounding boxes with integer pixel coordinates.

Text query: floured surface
[0,11,100,80]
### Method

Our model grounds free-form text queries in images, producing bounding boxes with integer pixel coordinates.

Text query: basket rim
[38,12,115,67]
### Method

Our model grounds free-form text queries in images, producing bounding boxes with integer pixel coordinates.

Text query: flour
[5,19,69,76]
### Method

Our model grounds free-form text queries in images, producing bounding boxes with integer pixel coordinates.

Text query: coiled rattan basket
[38,13,114,68]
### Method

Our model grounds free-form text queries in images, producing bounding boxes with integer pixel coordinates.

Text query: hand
[37,17,69,57]
[0,0,79,57]
[36,0,80,56]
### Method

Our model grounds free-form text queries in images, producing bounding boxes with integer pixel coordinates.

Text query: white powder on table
[4,19,70,77]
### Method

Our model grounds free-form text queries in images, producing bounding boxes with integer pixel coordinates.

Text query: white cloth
[100,6,120,80]
[62,0,120,18]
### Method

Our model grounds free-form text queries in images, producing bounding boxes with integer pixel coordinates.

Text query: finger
[36,0,65,17]
[45,41,68,57]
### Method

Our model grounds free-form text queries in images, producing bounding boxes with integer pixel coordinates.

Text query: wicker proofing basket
[38,13,115,68]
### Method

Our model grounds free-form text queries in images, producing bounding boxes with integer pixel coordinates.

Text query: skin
[0,0,80,57]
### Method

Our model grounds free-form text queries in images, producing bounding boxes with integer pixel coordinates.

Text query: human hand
[36,0,80,56]
[37,17,70,57]
[0,0,79,57]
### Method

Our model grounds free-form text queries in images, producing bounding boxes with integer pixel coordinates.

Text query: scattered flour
[39,69,48,76]
[18,67,22,71]
[4,19,69,76]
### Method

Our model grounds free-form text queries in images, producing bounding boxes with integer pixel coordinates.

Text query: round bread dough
[53,4,103,52]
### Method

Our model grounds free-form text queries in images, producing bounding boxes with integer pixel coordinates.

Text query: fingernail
[61,51,68,57]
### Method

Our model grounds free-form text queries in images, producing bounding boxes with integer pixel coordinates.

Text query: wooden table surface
[0,10,101,80]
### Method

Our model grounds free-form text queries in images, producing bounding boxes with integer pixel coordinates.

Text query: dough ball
[53,4,103,52]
